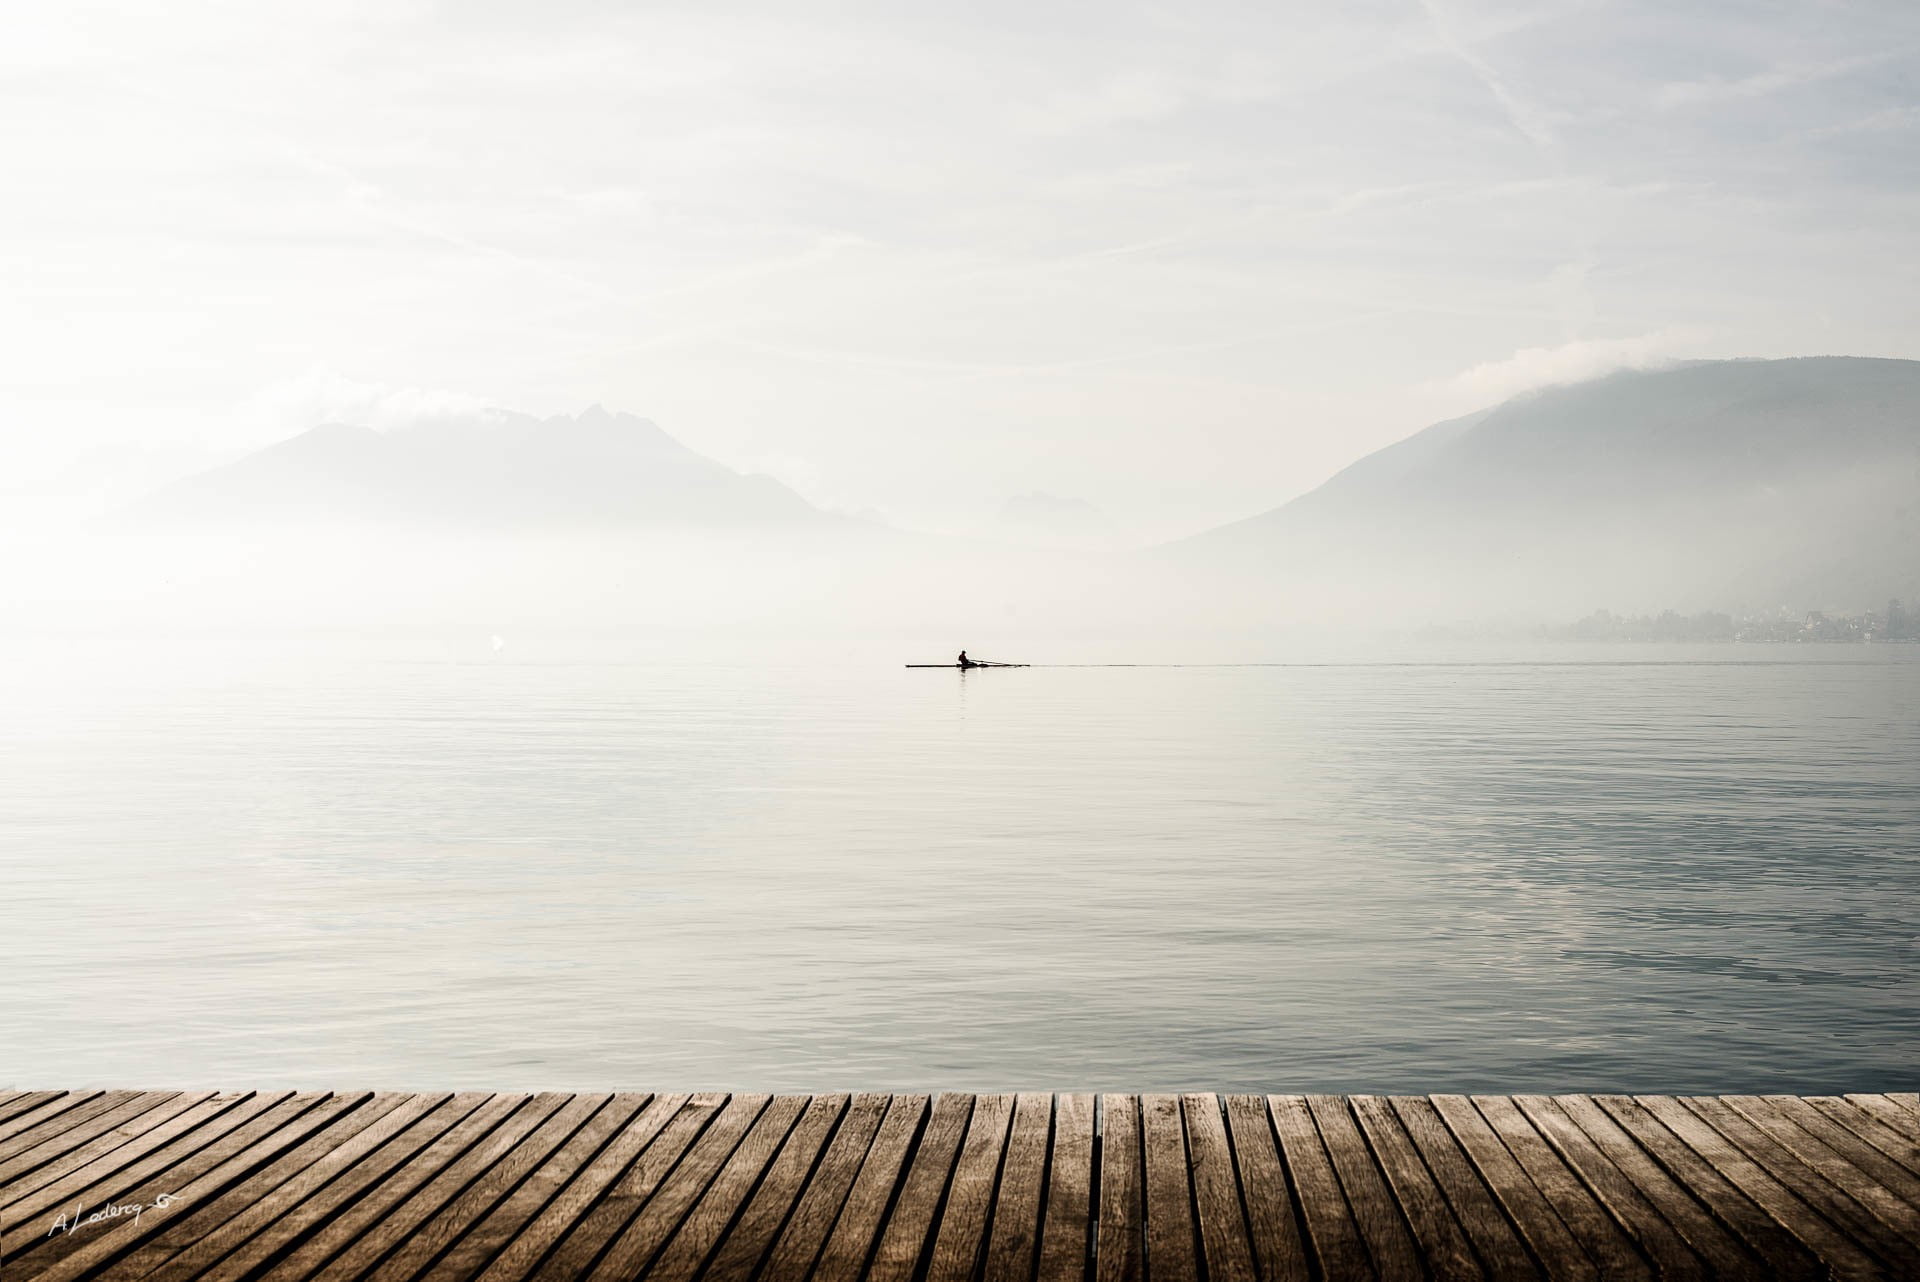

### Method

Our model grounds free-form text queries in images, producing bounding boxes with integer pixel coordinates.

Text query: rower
[958,650,971,668]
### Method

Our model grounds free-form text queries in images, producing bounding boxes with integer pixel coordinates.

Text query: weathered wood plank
[862,1092,975,1282]
[0,1091,68,1130]
[1094,1095,1143,1282]
[303,1091,570,1281]
[983,1092,1053,1282]
[1469,1095,1650,1281]
[1512,1095,1710,1280]
[1,1091,269,1236]
[1349,1095,1485,1281]
[574,1093,772,1280]
[759,1092,903,1282]
[1388,1096,1538,1282]
[1429,1094,1596,1282]
[363,1092,610,1281]
[0,1091,108,1152]
[1810,1096,1920,1180]
[424,1093,651,1282]
[478,1092,690,1282]
[699,1093,849,1282]
[1270,1094,1374,1280]
[134,1092,452,1282]
[1036,1092,1095,1282]
[1223,1093,1310,1282]
[1601,1094,1860,1282]
[1642,1094,1904,1280]
[0,1091,191,1192]
[925,1092,1017,1282]
[1309,1093,1422,1281]
[642,1092,807,1281]
[263,1091,531,1282]
[1546,1094,1756,1279]
[1847,1094,1920,1144]
[1140,1093,1199,1282]
[1722,1095,1920,1253]
[1182,1094,1255,1282]
[1685,1094,1920,1272]
[25,1091,366,1282]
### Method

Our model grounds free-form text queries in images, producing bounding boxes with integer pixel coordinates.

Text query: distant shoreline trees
[1548,601,1917,643]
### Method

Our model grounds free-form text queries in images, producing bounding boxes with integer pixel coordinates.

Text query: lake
[3,638,1915,1095]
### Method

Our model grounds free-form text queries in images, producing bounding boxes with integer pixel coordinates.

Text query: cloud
[237,367,495,441]
[1653,54,1887,110]
[1442,330,1707,404]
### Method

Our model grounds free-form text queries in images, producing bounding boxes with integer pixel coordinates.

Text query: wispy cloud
[1439,330,1709,405]
[1653,53,1892,110]
[1417,0,1560,156]
[237,368,494,440]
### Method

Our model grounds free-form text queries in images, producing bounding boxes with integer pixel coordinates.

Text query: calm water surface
[3,639,1916,1093]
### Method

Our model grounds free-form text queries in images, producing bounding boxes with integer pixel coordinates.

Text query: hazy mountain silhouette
[1175,357,1920,612]
[129,406,832,530]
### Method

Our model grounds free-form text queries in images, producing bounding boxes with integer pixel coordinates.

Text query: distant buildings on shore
[1552,600,1918,643]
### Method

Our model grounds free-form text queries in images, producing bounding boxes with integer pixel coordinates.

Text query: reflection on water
[2,640,1916,1093]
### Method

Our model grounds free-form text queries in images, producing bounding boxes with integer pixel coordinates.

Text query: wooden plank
[0,1091,106,1151]
[0,1091,267,1235]
[1223,1094,1309,1282]
[0,1090,68,1129]
[1349,1096,1485,1281]
[191,1092,492,1282]
[1094,1094,1143,1282]
[0,1091,189,1190]
[1692,1094,1920,1271]
[643,1093,810,1281]
[926,1092,1017,1282]
[1721,1095,1920,1252]
[1651,1094,1912,1279]
[1844,1094,1920,1146]
[423,1093,651,1282]
[1812,1097,1920,1179]
[1183,1094,1255,1282]
[1036,1092,1095,1282]
[262,1091,531,1282]
[303,1091,571,1281]
[132,1092,452,1282]
[364,1092,611,1281]
[1546,1094,1757,1279]
[1388,1097,1537,1282]
[758,1092,902,1282]
[1429,1094,1596,1282]
[983,1092,1053,1282]
[519,1092,727,1281]
[700,1093,850,1282]
[588,1094,774,1279]
[1603,1094,1865,1282]
[1309,1093,1422,1281]
[1511,1096,1709,1280]
[1140,1093,1199,1282]
[1469,1095,1651,1281]
[1269,1094,1373,1280]
[862,1092,975,1282]
[477,1092,691,1282]
[25,1091,368,1282]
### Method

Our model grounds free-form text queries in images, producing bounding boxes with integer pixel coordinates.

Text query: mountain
[1174,357,1920,614]
[128,406,831,530]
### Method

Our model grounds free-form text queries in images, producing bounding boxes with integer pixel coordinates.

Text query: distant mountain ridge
[1176,356,1920,612]
[130,406,831,529]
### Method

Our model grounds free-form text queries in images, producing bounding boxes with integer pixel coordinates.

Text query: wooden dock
[1,1089,1917,1279]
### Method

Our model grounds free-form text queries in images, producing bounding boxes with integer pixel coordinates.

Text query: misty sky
[6,1,1918,541]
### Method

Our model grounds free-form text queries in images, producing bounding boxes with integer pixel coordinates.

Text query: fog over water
[4,637,1915,1093]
